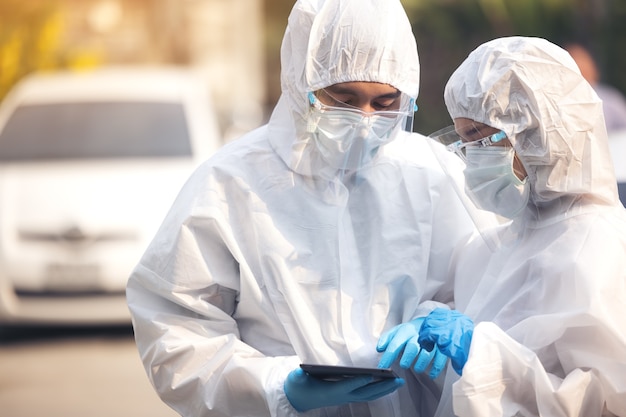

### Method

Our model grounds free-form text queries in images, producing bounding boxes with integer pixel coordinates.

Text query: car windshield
[0,101,192,161]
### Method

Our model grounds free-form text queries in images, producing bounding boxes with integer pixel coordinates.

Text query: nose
[357,103,378,114]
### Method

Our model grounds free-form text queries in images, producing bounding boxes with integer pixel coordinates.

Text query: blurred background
[1,0,625,416]
[2,0,626,136]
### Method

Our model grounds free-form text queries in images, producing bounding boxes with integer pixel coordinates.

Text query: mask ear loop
[306,92,320,133]
[489,130,527,180]
[512,150,527,181]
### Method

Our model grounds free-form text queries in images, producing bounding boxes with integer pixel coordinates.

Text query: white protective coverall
[126,1,476,416]
[434,37,626,417]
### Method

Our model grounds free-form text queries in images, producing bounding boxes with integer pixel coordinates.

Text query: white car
[0,67,222,325]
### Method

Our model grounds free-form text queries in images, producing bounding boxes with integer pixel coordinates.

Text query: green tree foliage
[402,0,625,134]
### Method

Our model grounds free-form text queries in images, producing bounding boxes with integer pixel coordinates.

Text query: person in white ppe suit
[126,0,477,416]
[422,36,626,417]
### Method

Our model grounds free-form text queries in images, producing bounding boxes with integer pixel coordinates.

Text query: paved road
[0,326,179,417]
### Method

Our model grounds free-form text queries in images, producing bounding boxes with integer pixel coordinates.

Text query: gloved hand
[376,317,449,379]
[284,368,404,412]
[417,308,474,375]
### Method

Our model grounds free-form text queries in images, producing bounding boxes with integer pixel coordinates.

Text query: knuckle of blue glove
[377,317,425,366]
[399,338,421,368]
[412,346,433,372]
[416,309,474,376]
[353,377,402,400]
[417,336,436,352]
[376,325,399,351]
[377,352,394,369]
[284,369,315,411]
[427,348,448,378]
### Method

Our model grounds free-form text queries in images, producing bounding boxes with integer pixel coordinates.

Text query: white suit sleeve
[127,268,302,417]
[452,322,623,417]
[126,200,303,417]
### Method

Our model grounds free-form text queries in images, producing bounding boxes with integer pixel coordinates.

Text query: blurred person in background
[566,42,626,205]
[422,36,626,416]
[565,42,626,135]
[126,0,479,416]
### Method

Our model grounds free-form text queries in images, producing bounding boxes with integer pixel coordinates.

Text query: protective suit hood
[444,37,619,223]
[268,0,420,180]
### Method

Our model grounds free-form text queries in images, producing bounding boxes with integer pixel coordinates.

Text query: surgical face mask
[464,146,530,218]
[306,92,411,170]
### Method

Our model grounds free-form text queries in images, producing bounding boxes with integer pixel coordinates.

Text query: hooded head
[268,0,420,178]
[444,36,619,221]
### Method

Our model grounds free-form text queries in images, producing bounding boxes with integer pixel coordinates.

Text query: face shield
[441,37,618,219]
[429,124,507,162]
[430,120,530,220]
[306,90,417,171]
[268,0,420,183]
[427,121,528,251]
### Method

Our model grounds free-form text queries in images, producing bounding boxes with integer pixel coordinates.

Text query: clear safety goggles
[308,89,417,132]
[428,124,508,162]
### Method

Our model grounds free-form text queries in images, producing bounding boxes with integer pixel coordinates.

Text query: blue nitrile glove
[376,317,449,379]
[284,368,404,412]
[417,308,474,375]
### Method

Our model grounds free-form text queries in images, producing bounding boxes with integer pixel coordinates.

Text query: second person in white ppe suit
[424,36,626,416]
[126,0,477,416]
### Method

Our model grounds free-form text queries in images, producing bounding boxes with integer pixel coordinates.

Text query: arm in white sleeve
[127,265,302,417]
[126,198,304,417]
[453,322,624,417]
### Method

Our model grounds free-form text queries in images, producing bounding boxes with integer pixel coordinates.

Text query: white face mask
[464,146,530,218]
[308,108,401,170]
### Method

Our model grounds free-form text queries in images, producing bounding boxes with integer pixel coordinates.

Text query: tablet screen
[300,364,398,382]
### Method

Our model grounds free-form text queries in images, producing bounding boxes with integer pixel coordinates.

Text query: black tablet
[300,364,398,382]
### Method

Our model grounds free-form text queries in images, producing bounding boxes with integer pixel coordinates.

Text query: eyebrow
[459,125,482,139]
